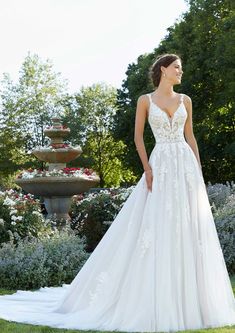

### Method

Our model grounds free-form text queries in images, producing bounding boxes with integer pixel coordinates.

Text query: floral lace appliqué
[148,106,187,144]
[185,166,195,191]
[137,228,152,258]
[89,271,109,307]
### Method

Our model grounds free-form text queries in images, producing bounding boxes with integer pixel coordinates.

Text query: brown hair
[149,53,181,87]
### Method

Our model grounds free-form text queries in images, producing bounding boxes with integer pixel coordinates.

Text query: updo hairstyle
[149,53,181,87]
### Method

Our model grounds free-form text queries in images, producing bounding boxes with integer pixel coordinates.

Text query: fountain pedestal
[48,163,66,171]
[44,197,71,220]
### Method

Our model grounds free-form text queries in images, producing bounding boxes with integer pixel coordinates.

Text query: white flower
[11,221,16,225]
[18,167,98,180]
[32,211,42,217]
[0,218,5,226]
[10,209,18,216]
[3,197,16,206]
[5,189,14,195]
[20,171,35,179]
[11,215,23,222]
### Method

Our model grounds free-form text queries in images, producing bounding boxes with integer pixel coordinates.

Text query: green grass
[0,277,234,333]
[0,324,234,333]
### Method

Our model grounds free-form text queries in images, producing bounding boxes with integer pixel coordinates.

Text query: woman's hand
[145,168,153,192]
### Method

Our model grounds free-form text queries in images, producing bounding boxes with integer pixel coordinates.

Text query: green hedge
[0,229,89,290]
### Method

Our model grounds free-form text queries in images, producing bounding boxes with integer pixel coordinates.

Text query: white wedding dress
[0,93,234,332]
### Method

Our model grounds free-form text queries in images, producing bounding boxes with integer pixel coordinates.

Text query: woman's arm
[183,95,202,169]
[134,95,151,171]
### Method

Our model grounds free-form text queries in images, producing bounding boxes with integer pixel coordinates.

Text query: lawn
[0,277,234,333]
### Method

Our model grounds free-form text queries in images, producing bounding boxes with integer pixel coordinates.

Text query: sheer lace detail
[89,271,109,307]
[147,93,187,144]
[185,166,195,191]
[137,228,152,258]
[156,162,167,191]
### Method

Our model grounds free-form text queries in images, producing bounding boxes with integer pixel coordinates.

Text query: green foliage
[214,193,235,275]
[0,53,68,177]
[0,172,19,189]
[207,181,235,209]
[113,54,156,178]
[70,187,134,252]
[0,229,89,290]
[63,83,137,187]
[84,132,137,187]
[206,181,235,274]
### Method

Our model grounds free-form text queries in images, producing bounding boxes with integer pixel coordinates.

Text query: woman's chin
[173,79,181,85]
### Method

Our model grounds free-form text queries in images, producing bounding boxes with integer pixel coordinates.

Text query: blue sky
[0,0,189,93]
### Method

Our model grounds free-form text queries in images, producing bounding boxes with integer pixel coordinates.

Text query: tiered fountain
[16,117,100,221]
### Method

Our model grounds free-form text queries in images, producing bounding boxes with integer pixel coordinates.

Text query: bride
[0,53,234,332]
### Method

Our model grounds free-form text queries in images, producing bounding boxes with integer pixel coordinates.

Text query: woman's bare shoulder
[181,93,192,105]
[136,94,151,111]
[137,93,150,103]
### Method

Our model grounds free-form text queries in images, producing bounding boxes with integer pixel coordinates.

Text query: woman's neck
[154,82,175,97]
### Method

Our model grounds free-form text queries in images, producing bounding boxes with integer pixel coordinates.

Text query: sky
[0,0,189,93]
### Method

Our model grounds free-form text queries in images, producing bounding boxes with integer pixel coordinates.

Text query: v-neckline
[149,93,183,125]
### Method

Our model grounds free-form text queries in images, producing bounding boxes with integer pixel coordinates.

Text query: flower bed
[50,143,70,149]
[70,187,135,252]
[17,167,98,180]
[0,189,52,244]
[45,124,70,131]
[32,144,81,152]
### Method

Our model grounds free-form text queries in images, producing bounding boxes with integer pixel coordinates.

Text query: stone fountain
[16,117,100,221]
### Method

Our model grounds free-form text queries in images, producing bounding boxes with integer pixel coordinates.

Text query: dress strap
[146,93,152,104]
[180,94,184,103]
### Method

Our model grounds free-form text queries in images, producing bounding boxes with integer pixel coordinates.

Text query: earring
[163,73,166,77]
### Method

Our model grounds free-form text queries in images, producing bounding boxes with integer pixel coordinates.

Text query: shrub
[0,189,52,244]
[214,193,235,275]
[0,228,89,290]
[207,181,235,210]
[70,187,134,251]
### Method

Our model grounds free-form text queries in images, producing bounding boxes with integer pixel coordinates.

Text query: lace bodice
[147,93,187,144]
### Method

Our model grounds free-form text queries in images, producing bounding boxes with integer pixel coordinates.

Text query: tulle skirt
[0,141,234,332]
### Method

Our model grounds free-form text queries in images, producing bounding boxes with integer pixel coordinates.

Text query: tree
[113,54,156,179]
[65,83,137,187]
[0,53,68,181]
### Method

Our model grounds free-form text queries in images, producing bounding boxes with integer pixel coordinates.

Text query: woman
[134,54,201,191]
[0,54,234,332]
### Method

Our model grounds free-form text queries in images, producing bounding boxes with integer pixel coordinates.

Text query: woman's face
[161,59,183,85]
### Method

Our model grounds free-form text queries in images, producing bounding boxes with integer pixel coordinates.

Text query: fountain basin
[33,147,82,163]
[16,176,100,197]
[44,129,70,139]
